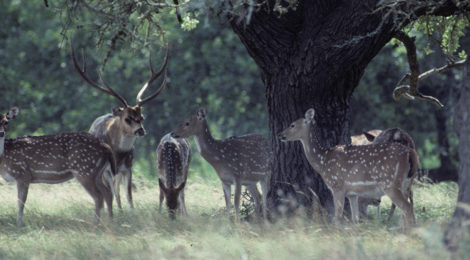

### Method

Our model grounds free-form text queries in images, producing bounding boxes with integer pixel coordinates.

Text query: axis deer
[0,107,117,227]
[156,133,191,219]
[71,40,168,209]
[279,108,418,229]
[362,128,417,221]
[171,108,272,220]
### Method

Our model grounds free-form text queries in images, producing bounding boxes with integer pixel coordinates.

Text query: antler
[136,45,169,107]
[70,39,129,107]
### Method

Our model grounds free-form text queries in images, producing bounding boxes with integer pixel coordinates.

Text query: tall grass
[0,176,465,259]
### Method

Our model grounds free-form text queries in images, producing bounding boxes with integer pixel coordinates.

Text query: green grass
[0,176,466,259]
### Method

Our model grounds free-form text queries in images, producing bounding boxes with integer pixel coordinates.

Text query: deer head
[70,40,169,137]
[171,108,206,138]
[158,178,186,219]
[0,107,18,140]
[278,108,315,142]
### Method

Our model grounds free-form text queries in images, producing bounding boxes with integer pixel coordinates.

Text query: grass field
[0,172,466,259]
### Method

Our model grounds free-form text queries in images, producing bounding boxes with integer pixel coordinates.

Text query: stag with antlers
[71,40,168,209]
[0,107,117,227]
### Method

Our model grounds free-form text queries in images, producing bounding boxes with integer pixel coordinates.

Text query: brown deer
[279,108,418,229]
[71,40,168,209]
[0,107,117,227]
[156,133,191,219]
[171,108,272,220]
[362,128,417,221]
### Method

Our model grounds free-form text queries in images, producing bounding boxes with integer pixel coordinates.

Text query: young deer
[156,133,191,219]
[171,108,272,220]
[71,40,168,209]
[279,108,418,228]
[0,107,117,227]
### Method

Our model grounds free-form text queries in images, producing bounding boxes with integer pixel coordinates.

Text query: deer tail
[408,148,420,179]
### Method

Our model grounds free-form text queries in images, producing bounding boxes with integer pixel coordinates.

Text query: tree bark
[444,40,470,251]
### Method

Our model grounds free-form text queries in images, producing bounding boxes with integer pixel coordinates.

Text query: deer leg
[260,179,268,219]
[79,178,104,224]
[158,186,164,214]
[234,179,242,221]
[97,176,113,219]
[222,182,232,217]
[384,188,415,230]
[16,181,30,227]
[348,195,360,224]
[124,169,134,209]
[114,172,123,210]
[247,184,261,219]
[332,191,346,225]
[387,203,397,222]
[179,189,188,216]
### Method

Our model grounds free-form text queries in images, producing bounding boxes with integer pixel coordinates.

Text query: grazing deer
[279,108,418,229]
[362,128,417,221]
[71,40,168,209]
[171,108,272,220]
[0,107,117,227]
[156,133,191,219]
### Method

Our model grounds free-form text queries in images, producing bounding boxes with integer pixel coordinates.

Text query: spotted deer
[0,107,117,227]
[71,40,168,209]
[362,128,417,221]
[279,108,418,228]
[171,108,272,220]
[156,133,191,219]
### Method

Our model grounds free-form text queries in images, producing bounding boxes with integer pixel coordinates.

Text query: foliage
[0,177,463,259]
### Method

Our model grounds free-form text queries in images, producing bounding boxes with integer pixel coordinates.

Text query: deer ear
[364,132,376,142]
[304,108,315,123]
[158,179,168,193]
[175,181,186,192]
[6,107,19,119]
[197,108,206,120]
[112,107,124,116]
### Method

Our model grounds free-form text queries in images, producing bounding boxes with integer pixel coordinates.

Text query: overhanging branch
[392,31,466,108]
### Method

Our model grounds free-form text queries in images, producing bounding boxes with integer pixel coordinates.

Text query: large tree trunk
[444,56,470,250]
[230,1,397,217]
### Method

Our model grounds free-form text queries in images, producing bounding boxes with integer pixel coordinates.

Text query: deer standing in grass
[156,133,191,219]
[279,108,418,229]
[361,128,417,222]
[71,40,168,209]
[0,107,117,227]
[171,108,272,220]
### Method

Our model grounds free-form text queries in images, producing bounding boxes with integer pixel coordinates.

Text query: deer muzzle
[135,128,146,136]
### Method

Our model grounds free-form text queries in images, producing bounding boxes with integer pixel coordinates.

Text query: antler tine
[136,45,170,106]
[137,71,168,107]
[70,38,128,107]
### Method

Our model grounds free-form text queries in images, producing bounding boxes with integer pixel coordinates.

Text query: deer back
[321,143,415,190]
[0,132,115,184]
[156,133,191,188]
[207,134,272,180]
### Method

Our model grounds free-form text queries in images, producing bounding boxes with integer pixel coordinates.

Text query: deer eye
[125,118,132,125]
[185,122,189,126]
[290,124,295,128]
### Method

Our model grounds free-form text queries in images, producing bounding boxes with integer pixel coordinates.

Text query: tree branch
[392,31,465,108]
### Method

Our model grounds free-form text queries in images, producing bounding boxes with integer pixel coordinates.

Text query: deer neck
[0,136,4,158]
[299,125,329,175]
[108,118,136,152]
[192,120,218,160]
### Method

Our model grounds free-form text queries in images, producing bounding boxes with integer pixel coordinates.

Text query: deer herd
[0,42,421,231]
